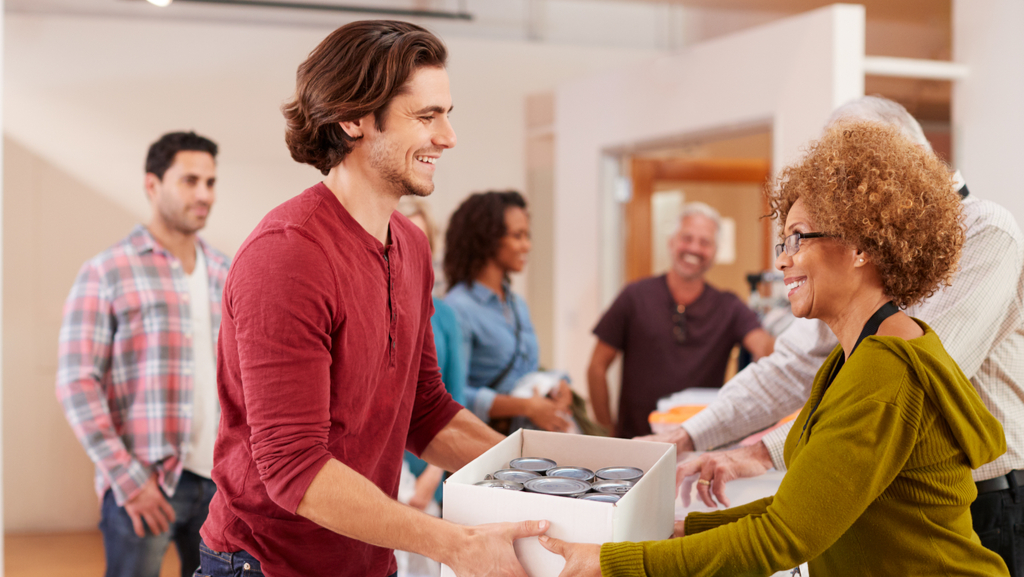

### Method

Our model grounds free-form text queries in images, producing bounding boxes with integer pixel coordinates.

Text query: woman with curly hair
[443,190,573,433]
[540,121,1009,576]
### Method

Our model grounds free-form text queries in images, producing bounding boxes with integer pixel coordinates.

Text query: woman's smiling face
[775,197,858,321]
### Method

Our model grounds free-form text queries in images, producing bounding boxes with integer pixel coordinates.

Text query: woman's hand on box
[539,535,602,577]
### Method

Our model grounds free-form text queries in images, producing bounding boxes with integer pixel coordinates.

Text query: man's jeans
[194,541,399,577]
[194,541,264,577]
[99,470,216,577]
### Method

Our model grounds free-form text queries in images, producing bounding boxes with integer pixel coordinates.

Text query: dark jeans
[100,470,217,577]
[194,542,399,577]
[973,478,1024,577]
[194,541,264,577]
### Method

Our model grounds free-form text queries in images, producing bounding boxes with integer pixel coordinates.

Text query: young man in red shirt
[198,20,546,577]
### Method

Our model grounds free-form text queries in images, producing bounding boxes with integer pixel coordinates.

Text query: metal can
[591,479,635,494]
[492,469,542,483]
[510,457,557,474]
[523,477,592,498]
[474,479,524,491]
[595,466,644,482]
[578,493,621,503]
[545,466,595,482]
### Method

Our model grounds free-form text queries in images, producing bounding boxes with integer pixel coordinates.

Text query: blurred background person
[542,120,1008,577]
[443,190,572,433]
[588,202,774,438]
[56,131,227,577]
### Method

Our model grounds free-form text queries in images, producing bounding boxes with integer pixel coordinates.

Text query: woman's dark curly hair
[444,191,527,290]
[767,120,964,309]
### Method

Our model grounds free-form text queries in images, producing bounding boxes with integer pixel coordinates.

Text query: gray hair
[826,95,933,152]
[676,201,721,242]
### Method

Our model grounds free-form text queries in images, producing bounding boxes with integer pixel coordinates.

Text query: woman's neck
[823,292,892,360]
[475,261,508,301]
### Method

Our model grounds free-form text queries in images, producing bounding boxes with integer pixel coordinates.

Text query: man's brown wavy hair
[767,121,964,309]
[282,20,447,175]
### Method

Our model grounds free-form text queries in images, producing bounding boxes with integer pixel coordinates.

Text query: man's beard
[159,204,206,235]
[369,138,434,198]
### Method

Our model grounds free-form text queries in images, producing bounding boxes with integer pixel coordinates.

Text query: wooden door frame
[625,157,772,284]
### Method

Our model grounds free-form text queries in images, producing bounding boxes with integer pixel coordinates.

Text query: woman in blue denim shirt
[443,191,572,433]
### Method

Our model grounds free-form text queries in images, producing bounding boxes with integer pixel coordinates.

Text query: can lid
[492,469,541,483]
[510,457,557,473]
[595,466,644,481]
[546,466,595,482]
[474,479,524,491]
[591,479,635,494]
[578,493,621,503]
[524,477,592,496]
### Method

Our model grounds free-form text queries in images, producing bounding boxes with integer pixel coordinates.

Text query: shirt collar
[467,280,511,306]
[128,224,159,254]
[127,223,213,263]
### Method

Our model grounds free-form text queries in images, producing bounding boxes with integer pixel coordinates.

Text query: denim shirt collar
[466,280,512,308]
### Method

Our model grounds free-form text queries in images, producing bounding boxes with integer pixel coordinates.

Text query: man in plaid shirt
[57,131,230,577]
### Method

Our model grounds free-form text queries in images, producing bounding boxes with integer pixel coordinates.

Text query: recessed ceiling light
[146,0,173,6]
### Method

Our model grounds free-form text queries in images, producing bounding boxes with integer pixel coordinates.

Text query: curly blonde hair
[767,121,964,309]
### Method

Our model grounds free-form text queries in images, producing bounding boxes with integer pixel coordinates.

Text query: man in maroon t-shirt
[588,203,775,439]
[197,21,547,577]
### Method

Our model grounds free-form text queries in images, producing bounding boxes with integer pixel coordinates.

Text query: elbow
[250,426,331,513]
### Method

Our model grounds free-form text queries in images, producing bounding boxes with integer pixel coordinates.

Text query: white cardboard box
[441,430,676,577]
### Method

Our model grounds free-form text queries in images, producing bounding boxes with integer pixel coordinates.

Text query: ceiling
[6,0,950,33]
[7,0,954,125]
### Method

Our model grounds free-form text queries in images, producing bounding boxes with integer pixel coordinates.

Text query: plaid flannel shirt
[57,225,230,505]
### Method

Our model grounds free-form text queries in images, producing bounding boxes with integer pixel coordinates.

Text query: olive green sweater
[602,322,1008,576]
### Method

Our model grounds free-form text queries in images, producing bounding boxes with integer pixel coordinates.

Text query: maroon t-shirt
[201,183,463,577]
[593,275,761,438]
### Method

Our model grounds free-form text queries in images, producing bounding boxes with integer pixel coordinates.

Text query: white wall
[2,13,659,532]
[551,5,866,395]
[953,0,1024,223]
[1,0,6,565]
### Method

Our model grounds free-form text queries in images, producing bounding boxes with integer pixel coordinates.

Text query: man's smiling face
[363,65,457,198]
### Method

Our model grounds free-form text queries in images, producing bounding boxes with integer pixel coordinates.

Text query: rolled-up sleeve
[229,231,336,513]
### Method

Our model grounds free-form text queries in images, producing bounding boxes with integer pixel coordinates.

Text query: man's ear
[339,115,370,140]
[143,173,160,202]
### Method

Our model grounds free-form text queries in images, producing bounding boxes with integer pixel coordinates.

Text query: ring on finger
[697,479,711,486]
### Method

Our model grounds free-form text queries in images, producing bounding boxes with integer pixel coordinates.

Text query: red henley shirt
[200,183,463,577]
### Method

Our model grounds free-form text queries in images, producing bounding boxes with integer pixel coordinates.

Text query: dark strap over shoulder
[801,301,900,434]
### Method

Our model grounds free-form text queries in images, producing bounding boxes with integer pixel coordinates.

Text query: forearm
[420,408,504,472]
[296,459,467,563]
[587,368,614,430]
[57,377,147,504]
[683,318,829,450]
[488,394,531,419]
[415,466,445,496]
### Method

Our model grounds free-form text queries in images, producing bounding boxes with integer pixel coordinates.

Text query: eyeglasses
[774,232,831,258]
[672,304,687,345]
